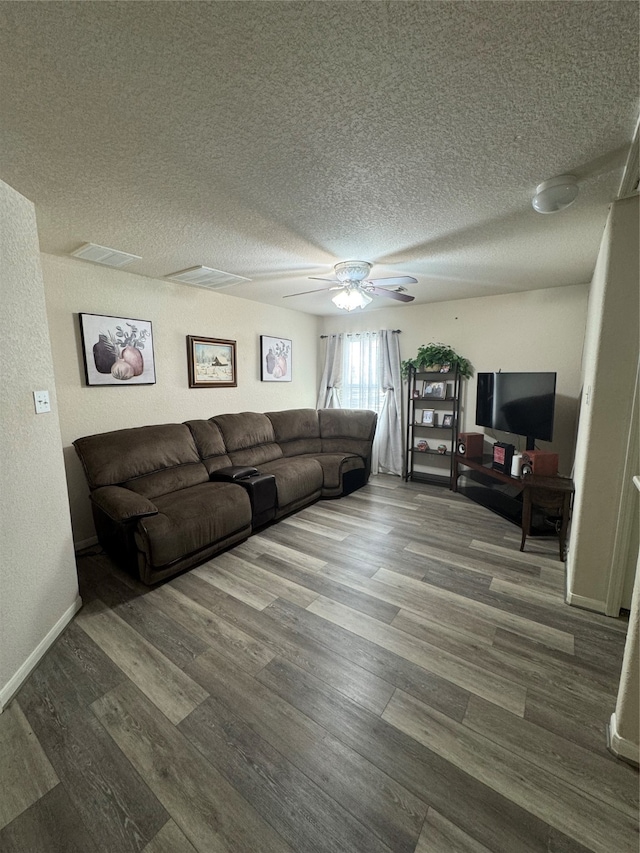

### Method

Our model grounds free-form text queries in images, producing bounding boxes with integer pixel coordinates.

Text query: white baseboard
[565,591,606,614]
[0,595,83,712]
[608,712,640,765]
[74,535,99,552]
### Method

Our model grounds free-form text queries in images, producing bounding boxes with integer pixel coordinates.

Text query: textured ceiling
[0,1,638,315]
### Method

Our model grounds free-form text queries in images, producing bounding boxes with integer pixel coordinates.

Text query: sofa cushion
[259,457,323,510]
[266,408,322,456]
[184,419,233,474]
[319,409,377,458]
[309,453,364,491]
[74,424,209,497]
[213,412,283,467]
[124,463,210,500]
[135,481,251,569]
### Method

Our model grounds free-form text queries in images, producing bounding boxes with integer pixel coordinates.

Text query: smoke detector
[532,176,579,214]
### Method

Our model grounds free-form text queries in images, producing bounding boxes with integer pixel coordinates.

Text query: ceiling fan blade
[283,286,342,298]
[366,275,418,286]
[369,286,415,302]
[308,276,340,282]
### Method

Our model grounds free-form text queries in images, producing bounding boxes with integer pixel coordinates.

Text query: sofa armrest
[210,466,259,482]
[91,485,159,523]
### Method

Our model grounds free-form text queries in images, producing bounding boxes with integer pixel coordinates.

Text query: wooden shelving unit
[404,366,462,487]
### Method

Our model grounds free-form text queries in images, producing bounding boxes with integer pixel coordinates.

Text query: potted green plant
[401,342,473,378]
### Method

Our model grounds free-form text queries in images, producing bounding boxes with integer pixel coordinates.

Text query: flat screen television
[476,372,556,450]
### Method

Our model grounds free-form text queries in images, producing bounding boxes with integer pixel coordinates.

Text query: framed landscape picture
[79,313,156,386]
[261,335,292,381]
[187,335,237,388]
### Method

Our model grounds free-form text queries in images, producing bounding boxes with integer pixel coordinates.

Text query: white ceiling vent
[165,266,251,289]
[70,242,142,267]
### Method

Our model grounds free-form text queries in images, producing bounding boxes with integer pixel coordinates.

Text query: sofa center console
[210,466,277,528]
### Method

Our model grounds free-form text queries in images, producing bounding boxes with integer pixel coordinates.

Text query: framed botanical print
[79,313,156,386]
[261,335,292,382]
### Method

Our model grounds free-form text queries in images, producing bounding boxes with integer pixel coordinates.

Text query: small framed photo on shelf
[414,439,429,452]
[423,380,447,400]
[442,414,454,428]
[412,388,421,399]
[422,409,435,426]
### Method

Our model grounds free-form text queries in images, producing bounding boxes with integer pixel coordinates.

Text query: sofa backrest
[184,419,233,474]
[73,424,209,498]
[212,412,283,467]
[74,409,378,499]
[266,408,322,457]
[318,409,378,460]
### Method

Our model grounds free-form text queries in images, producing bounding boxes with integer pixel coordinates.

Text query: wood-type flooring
[1,476,638,852]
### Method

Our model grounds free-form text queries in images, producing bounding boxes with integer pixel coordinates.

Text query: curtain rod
[320,330,401,339]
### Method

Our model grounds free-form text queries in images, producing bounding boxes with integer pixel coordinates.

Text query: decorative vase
[121,345,144,376]
[93,339,116,374]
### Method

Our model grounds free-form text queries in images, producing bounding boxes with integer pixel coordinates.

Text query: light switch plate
[33,390,51,414]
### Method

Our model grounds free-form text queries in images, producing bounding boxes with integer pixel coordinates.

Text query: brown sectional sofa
[74,408,377,584]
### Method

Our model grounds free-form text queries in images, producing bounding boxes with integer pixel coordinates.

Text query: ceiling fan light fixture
[334,260,372,283]
[532,175,579,214]
[332,287,372,311]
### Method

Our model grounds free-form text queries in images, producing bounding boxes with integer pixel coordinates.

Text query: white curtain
[375,329,403,475]
[317,330,404,476]
[316,334,343,408]
[341,332,384,411]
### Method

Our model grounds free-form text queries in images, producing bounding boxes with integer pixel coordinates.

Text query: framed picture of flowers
[79,313,156,385]
[261,335,292,382]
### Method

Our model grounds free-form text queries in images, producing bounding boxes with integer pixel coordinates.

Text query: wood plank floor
[1,476,637,852]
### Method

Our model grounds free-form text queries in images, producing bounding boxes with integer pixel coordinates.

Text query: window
[317,329,403,475]
[339,333,386,412]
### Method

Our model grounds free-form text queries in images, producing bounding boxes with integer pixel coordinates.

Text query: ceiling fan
[283,260,417,311]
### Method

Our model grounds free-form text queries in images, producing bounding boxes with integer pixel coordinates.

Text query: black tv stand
[453,454,541,532]
[452,454,574,558]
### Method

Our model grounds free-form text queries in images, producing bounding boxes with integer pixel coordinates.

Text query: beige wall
[567,197,639,612]
[321,284,589,476]
[612,536,639,762]
[0,182,79,707]
[42,254,320,545]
